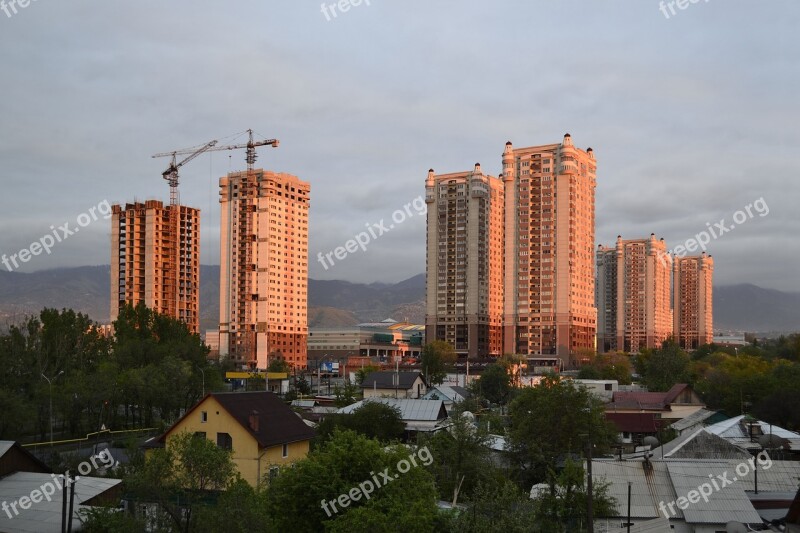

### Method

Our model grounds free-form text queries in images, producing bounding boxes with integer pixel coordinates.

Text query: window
[282,443,289,458]
[194,432,206,440]
[217,432,232,450]
[201,411,208,423]
[269,466,280,482]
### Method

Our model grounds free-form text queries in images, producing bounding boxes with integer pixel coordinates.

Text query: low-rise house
[574,379,619,402]
[0,441,122,533]
[604,412,662,451]
[361,371,427,399]
[146,392,316,487]
[337,398,448,436]
[703,415,800,457]
[422,385,471,411]
[605,384,705,423]
[592,457,800,532]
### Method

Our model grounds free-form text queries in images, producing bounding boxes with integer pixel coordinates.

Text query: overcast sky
[0,1,797,290]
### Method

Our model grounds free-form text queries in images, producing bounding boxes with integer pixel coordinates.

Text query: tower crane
[152,130,279,199]
[153,140,218,206]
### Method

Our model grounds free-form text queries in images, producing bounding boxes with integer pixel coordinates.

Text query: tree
[578,352,632,385]
[507,375,616,487]
[268,358,291,373]
[421,340,457,386]
[295,375,312,395]
[316,402,404,444]
[264,430,440,532]
[420,409,503,503]
[125,431,237,531]
[471,363,512,405]
[635,341,690,392]
[446,478,537,532]
[332,380,360,408]
[530,458,617,532]
[193,478,268,533]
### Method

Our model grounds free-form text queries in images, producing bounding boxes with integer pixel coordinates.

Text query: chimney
[249,410,260,433]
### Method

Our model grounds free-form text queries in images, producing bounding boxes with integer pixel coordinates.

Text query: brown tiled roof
[604,413,660,433]
[158,392,316,449]
[608,384,690,411]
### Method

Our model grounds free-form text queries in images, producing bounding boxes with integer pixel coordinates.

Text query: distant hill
[0,266,425,330]
[714,283,800,332]
[0,267,795,333]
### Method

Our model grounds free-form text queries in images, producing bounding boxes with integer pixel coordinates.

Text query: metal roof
[669,408,718,432]
[0,441,15,458]
[651,428,752,460]
[592,459,682,519]
[666,461,762,524]
[337,398,446,422]
[0,473,121,533]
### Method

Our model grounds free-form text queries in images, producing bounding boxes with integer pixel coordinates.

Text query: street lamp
[41,370,64,446]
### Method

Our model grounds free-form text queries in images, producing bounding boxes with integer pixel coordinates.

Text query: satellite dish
[643,436,660,449]
[726,522,747,533]
[758,434,785,449]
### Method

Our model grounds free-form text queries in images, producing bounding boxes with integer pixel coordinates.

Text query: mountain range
[0,266,797,334]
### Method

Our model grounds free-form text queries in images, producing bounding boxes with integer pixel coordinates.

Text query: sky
[0,1,798,290]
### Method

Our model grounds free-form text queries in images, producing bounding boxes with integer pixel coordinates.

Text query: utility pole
[42,370,64,445]
[587,434,594,533]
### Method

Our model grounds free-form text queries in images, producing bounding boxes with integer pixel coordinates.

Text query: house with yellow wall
[148,391,316,488]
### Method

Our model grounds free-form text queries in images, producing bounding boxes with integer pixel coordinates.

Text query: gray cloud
[0,1,798,290]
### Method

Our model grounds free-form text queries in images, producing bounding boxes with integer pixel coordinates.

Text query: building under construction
[110,200,200,333]
[218,170,310,370]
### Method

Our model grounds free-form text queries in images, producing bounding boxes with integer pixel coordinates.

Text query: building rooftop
[337,398,447,423]
[157,392,316,449]
[361,371,425,390]
[0,473,121,533]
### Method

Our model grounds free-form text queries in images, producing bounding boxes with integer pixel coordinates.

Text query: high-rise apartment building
[218,170,310,369]
[110,200,200,333]
[596,235,672,353]
[673,253,714,349]
[424,164,505,358]
[501,134,597,365]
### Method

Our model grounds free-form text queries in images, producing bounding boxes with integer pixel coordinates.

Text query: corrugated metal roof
[0,473,121,533]
[592,460,682,519]
[669,408,717,432]
[0,441,15,458]
[666,461,762,524]
[337,398,446,422]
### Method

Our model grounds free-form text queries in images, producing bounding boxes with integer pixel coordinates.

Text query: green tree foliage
[295,375,312,395]
[332,379,360,408]
[0,303,225,446]
[421,340,457,386]
[471,363,512,405]
[193,478,268,533]
[125,431,237,531]
[316,402,405,444]
[420,410,504,504]
[264,429,440,532]
[507,376,616,487]
[0,308,110,440]
[531,459,617,532]
[267,358,291,373]
[635,340,690,391]
[446,478,537,532]
[577,352,632,385]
